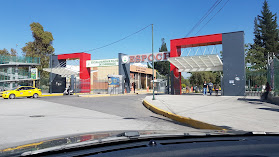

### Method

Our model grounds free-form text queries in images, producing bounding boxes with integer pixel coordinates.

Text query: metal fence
[246,56,279,96]
[268,57,279,95]
[74,78,91,93]
[0,55,40,64]
[246,70,267,96]
[91,79,108,94]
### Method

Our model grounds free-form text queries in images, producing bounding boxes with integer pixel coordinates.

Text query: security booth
[152,79,167,93]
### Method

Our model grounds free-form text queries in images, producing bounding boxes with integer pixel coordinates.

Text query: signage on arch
[128,52,170,63]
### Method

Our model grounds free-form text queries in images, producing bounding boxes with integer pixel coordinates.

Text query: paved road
[40,94,196,131]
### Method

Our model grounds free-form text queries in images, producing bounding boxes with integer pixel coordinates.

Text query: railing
[245,56,279,96]
[0,55,40,64]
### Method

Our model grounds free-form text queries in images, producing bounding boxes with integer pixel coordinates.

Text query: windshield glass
[1,0,279,156]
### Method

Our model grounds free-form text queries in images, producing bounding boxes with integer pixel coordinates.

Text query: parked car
[2,86,42,99]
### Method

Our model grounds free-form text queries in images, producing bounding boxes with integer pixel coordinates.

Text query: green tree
[245,0,278,87]
[257,0,279,56]
[22,22,55,79]
[181,76,190,86]
[10,48,17,56]
[246,44,266,69]
[0,48,10,56]
[153,38,170,76]
[247,0,279,69]
[189,71,220,87]
[0,48,18,56]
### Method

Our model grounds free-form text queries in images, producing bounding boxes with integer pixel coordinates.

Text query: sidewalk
[144,94,279,132]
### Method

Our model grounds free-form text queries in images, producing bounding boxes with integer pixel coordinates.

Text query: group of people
[203,81,220,96]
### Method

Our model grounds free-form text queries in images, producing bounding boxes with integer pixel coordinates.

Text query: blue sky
[0,0,278,61]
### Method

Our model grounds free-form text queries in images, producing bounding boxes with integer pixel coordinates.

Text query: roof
[168,54,223,72]
[43,67,79,77]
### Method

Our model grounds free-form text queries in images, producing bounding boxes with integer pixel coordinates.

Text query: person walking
[133,82,136,93]
[265,82,270,100]
[208,81,213,96]
[215,84,219,96]
[203,81,208,96]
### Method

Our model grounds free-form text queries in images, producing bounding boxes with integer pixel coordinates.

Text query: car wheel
[33,93,39,98]
[9,94,15,99]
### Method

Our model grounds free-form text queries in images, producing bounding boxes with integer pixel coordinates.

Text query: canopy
[43,67,79,77]
[168,54,223,72]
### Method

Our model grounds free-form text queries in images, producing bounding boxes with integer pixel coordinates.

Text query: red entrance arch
[57,52,91,92]
[170,33,223,95]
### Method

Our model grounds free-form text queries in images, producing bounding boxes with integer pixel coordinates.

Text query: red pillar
[170,43,182,95]
[58,52,91,93]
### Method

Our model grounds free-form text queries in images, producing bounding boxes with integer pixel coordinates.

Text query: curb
[41,94,63,97]
[78,94,118,98]
[78,93,150,98]
[142,99,225,130]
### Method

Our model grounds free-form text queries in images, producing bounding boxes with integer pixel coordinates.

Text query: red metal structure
[57,52,91,92]
[170,33,223,95]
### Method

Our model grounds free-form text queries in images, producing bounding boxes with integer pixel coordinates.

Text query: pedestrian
[203,81,208,96]
[208,81,213,96]
[215,84,219,96]
[265,82,270,100]
[133,82,136,93]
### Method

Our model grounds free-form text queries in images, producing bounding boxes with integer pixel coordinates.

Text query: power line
[185,0,222,37]
[185,0,221,37]
[195,0,230,35]
[81,24,152,53]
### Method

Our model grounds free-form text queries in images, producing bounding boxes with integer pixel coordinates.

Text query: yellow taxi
[2,86,42,99]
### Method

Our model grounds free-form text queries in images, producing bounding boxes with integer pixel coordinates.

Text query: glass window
[25,87,32,90]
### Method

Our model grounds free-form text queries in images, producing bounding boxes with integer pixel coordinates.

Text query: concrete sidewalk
[144,94,279,132]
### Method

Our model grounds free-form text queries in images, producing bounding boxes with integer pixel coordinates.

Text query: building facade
[0,55,40,90]
[89,64,155,94]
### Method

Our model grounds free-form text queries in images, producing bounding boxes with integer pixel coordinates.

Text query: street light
[152,24,155,100]
[49,54,53,94]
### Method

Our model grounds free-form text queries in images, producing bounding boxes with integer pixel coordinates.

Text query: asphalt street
[40,94,196,131]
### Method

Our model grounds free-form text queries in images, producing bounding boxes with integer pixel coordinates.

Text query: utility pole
[152,24,155,100]
[50,55,52,94]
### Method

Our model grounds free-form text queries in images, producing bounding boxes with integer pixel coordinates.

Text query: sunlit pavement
[0,95,196,149]
[144,94,279,132]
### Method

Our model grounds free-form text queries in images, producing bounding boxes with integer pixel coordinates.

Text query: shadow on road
[258,107,279,112]
[237,98,265,105]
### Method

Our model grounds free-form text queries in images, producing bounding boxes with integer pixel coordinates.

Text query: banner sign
[31,68,38,79]
[87,52,170,67]
[108,77,120,86]
[86,58,118,67]
[122,52,170,64]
